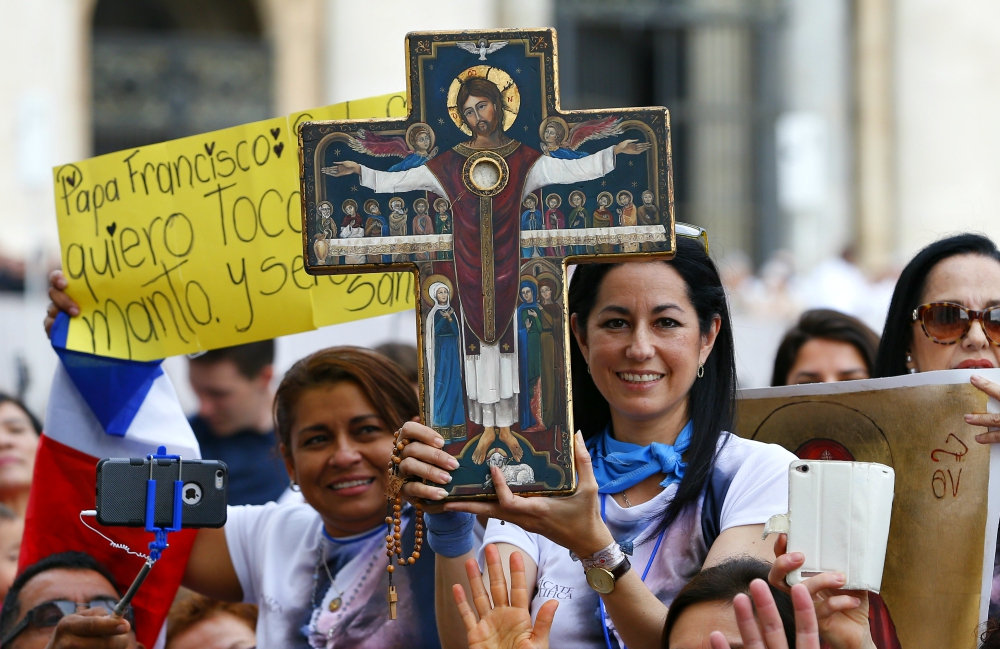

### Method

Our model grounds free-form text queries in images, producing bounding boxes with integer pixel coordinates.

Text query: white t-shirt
[225,502,443,648]
[481,433,795,648]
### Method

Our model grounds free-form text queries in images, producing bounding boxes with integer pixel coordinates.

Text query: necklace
[310,527,382,622]
[620,490,632,508]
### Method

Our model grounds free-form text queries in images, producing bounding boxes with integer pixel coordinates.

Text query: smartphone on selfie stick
[93,447,228,617]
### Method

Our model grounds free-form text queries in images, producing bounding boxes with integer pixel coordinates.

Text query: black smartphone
[96,457,228,528]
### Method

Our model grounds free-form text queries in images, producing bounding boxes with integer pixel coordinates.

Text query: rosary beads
[384,429,424,619]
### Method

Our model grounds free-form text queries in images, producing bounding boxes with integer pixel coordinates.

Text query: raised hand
[710,579,821,649]
[453,544,558,649]
[768,534,874,649]
[613,139,652,156]
[321,161,362,177]
[969,374,1000,443]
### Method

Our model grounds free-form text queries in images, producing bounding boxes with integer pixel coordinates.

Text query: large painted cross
[298,28,675,499]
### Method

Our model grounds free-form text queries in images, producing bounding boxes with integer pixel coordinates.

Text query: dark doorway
[91,0,272,155]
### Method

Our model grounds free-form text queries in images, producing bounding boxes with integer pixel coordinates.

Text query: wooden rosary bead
[387,565,394,573]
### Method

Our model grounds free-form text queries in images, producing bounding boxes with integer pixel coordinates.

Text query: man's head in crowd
[188,341,275,436]
[0,551,142,649]
[0,503,23,600]
[166,594,256,649]
[0,394,41,516]
[662,557,794,648]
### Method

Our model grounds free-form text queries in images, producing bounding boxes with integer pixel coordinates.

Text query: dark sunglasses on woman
[0,597,134,646]
[913,302,1000,345]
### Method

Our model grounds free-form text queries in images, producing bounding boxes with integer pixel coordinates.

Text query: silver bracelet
[572,540,626,571]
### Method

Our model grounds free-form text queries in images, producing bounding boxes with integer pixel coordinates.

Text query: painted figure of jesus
[323,76,649,464]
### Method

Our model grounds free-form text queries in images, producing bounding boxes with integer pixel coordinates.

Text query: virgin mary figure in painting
[425,281,467,442]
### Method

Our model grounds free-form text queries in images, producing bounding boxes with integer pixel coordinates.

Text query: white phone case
[763,460,895,592]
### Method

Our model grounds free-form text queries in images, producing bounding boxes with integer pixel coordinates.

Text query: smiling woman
[182,347,444,649]
[398,237,801,649]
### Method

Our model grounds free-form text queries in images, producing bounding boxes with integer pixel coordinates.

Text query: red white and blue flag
[21,312,200,648]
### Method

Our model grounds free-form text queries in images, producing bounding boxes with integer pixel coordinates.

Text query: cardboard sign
[54,93,412,361]
[737,369,1000,649]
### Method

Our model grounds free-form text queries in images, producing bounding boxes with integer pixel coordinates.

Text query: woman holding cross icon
[394,235,851,649]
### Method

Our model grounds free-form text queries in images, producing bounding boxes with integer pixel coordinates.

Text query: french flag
[21,312,200,648]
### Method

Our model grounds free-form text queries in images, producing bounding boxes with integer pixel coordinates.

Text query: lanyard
[597,494,667,649]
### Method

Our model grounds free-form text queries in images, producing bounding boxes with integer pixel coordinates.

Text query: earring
[906,354,917,374]
[697,363,705,378]
[290,481,301,492]
[587,364,591,375]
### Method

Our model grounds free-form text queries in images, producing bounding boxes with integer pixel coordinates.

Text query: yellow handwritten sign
[54,93,413,361]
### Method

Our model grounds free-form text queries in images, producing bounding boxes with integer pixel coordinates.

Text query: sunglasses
[912,302,1000,345]
[1,598,133,646]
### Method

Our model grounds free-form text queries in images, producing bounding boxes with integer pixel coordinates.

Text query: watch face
[586,568,615,594]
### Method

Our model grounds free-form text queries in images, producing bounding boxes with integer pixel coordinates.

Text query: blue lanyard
[597,494,667,649]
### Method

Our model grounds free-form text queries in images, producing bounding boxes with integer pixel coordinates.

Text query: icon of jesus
[323,74,650,464]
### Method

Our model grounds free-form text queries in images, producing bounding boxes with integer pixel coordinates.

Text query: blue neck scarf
[587,421,693,494]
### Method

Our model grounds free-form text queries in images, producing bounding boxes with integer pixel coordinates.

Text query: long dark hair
[661,557,794,647]
[874,233,1000,377]
[771,309,880,386]
[568,236,737,528]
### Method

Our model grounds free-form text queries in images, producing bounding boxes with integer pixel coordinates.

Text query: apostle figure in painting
[593,191,614,253]
[537,276,564,431]
[363,199,390,263]
[323,74,649,464]
[425,281,467,442]
[516,280,545,433]
[317,200,335,239]
[617,189,639,252]
[542,194,566,257]
[388,196,408,261]
[412,197,434,260]
[567,189,589,255]
[433,198,453,260]
[637,189,659,225]
[339,199,366,264]
[520,193,543,259]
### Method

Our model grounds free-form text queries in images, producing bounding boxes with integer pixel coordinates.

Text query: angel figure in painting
[425,281,467,442]
[567,190,589,255]
[336,123,438,173]
[538,115,625,159]
[542,194,566,257]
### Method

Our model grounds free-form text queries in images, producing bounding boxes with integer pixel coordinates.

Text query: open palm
[453,545,558,649]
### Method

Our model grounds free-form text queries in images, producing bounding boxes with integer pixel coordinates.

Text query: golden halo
[447,66,520,136]
[421,273,454,308]
[539,116,570,146]
[544,193,562,209]
[596,191,614,207]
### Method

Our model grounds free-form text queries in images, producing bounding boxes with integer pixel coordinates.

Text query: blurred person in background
[374,341,420,394]
[873,233,1000,619]
[188,342,289,506]
[0,504,23,600]
[166,594,256,649]
[0,394,41,518]
[0,551,141,649]
[771,309,880,386]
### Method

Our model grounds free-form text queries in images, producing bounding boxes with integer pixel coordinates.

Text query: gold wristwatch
[585,555,631,594]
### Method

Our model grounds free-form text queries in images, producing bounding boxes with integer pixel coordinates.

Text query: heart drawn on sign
[273,142,284,157]
[270,127,281,140]
[65,173,76,187]
[204,142,216,156]
[106,222,117,236]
